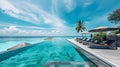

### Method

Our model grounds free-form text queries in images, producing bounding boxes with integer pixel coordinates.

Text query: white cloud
[0,23,52,30]
[0,0,78,36]
[0,26,67,36]
[22,2,67,28]
[1,26,19,35]
[52,0,77,14]
[0,0,68,31]
[83,2,93,8]
[0,0,20,14]
[63,0,76,12]
[8,26,18,31]
[84,2,92,6]
[0,0,22,20]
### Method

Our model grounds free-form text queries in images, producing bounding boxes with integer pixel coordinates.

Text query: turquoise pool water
[0,37,89,67]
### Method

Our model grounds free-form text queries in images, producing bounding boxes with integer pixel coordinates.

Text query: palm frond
[75,20,87,33]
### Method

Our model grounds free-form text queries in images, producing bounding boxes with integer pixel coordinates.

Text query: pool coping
[0,41,44,62]
[67,39,118,67]
[0,43,32,54]
[0,41,44,55]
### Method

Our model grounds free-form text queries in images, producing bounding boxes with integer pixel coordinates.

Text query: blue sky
[0,0,120,36]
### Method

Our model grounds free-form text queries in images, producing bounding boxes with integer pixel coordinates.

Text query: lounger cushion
[103,43,108,46]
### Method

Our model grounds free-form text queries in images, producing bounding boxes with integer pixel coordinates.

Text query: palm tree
[108,8,120,24]
[76,20,86,38]
[108,8,120,34]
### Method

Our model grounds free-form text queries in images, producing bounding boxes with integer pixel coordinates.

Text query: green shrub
[92,32,108,41]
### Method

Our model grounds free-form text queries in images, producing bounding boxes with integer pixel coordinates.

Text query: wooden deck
[68,39,120,67]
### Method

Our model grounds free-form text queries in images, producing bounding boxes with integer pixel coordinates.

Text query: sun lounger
[82,39,92,45]
[83,39,100,45]
[75,38,82,42]
[79,38,87,43]
[89,40,115,49]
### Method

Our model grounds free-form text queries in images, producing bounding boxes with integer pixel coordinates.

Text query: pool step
[44,61,90,67]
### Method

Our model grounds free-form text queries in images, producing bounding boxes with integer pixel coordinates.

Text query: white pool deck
[68,39,120,67]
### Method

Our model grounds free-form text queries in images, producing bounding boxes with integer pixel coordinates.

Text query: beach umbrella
[79,31,90,38]
[89,26,119,32]
[89,26,120,50]
[80,31,90,34]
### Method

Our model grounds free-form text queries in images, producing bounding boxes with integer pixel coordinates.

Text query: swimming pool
[0,37,112,67]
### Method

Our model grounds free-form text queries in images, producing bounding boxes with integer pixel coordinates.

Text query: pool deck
[68,39,120,67]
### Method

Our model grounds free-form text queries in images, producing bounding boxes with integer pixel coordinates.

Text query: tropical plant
[109,25,120,34]
[75,20,86,38]
[92,32,108,41]
[108,8,120,24]
[75,20,86,33]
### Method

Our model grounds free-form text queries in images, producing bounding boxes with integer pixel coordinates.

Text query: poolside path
[68,39,120,67]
